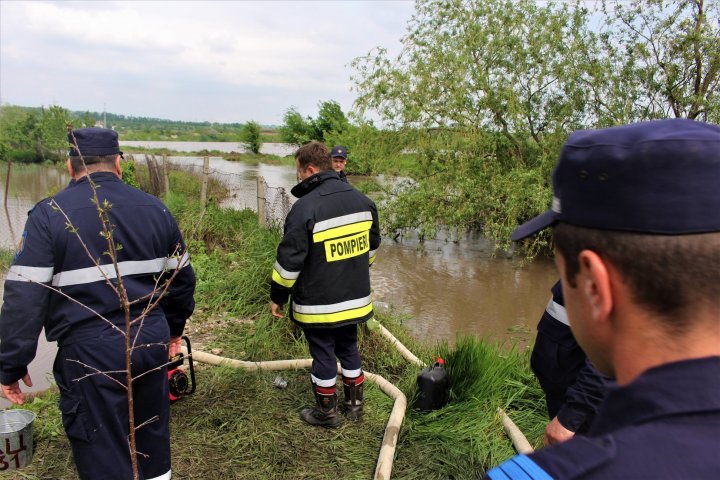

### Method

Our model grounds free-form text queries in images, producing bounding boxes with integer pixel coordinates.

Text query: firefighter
[0,128,196,479]
[330,145,349,183]
[530,280,612,445]
[270,141,380,427]
[487,119,720,479]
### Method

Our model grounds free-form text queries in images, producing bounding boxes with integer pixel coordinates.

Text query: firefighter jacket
[270,170,380,328]
[0,172,196,385]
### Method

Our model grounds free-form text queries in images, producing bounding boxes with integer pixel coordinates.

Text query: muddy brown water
[0,155,557,406]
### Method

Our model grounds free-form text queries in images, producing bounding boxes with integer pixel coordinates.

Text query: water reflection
[0,164,71,249]
[371,231,557,344]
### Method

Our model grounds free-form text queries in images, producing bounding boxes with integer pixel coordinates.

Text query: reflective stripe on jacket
[270,171,380,328]
[0,172,196,385]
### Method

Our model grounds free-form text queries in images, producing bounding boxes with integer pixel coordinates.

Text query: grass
[1,176,547,479]
[0,249,14,270]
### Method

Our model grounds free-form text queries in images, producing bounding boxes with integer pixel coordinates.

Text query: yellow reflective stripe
[312,221,372,243]
[293,303,373,324]
[368,249,377,265]
[272,268,296,288]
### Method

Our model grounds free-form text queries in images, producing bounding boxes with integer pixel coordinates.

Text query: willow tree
[598,0,720,123]
[352,0,598,254]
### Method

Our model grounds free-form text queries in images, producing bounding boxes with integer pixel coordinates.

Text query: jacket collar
[69,171,122,187]
[290,170,340,198]
[591,356,720,435]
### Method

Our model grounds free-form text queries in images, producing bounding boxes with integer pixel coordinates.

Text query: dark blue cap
[511,119,720,241]
[330,146,348,159]
[68,128,122,157]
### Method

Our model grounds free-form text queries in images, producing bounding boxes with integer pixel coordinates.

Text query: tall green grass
[392,336,545,479]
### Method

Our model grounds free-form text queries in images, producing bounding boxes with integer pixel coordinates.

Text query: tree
[279,107,315,145]
[315,100,350,139]
[598,0,720,123]
[41,105,71,159]
[351,0,719,256]
[279,101,350,145]
[240,120,263,154]
[351,0,598,254]
[0,105,71,163]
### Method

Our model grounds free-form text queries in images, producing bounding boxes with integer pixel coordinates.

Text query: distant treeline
[0,104,281,163]
[87,111,280,142]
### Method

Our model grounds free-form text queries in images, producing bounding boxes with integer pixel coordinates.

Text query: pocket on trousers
[59,396,91,443]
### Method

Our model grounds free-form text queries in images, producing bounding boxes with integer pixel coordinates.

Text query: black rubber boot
[343,374,364,421]
[299,386,341,428]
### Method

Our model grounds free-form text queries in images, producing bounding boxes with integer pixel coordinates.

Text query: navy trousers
[53,319,171,480]
[530,329,586,419]
[304,324,361,382]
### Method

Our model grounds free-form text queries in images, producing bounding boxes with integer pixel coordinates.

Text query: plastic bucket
[0,409,35,471]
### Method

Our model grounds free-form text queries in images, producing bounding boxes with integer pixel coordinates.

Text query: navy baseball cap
[511,119,720,241]
[68,128,122,157]
[330,146,348,159]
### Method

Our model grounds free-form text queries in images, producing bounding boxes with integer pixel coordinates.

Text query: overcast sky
[0,0,415,125]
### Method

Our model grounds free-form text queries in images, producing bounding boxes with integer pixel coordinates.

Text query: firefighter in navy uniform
[330,145,349,183]
[0,128,196,480]
[270,141,380,427]
[530,280,611,445]
[486,119,720,479]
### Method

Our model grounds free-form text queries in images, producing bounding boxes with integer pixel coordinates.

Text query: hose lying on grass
[374,321,534,455]
[376,323,425,368]
[498,408,534,454]
[184,348,407,480]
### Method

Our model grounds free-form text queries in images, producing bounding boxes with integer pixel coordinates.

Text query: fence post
[257,175,266,227]
[162,155,170,196]
[200,156,210,208]
[3,160,11,207]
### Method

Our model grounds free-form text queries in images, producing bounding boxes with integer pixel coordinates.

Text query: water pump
[167,335,196,403]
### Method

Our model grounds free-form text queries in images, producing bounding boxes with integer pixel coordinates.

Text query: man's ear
[114,155,122,177]
[577,250,613,323]
[66,158,74,177]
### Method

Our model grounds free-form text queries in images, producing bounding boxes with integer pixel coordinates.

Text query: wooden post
[257,175,266,227]
[146,155,162,196]
[3,160,11,207]
[162,155,170,196]
[200,156,210,208]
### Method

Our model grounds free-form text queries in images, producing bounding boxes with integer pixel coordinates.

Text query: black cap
[511,119,720,241]
[330,146,348,159]
[68,128,122,157]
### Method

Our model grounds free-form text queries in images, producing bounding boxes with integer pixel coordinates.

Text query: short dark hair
[295,141,332,171]
[554,223,720,333]
[69,154,118,173]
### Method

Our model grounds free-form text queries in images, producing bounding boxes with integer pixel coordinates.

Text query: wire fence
[130,154,295,229]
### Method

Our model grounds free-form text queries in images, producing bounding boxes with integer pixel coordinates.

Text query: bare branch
[134,415,160,431]
[12,271,125,336]
[66,359,128,390]
[132,354,191,383]
[48,199,119,297]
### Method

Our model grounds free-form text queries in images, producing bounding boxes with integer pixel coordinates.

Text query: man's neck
[73,169,118,181]
[611,305,720,385]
